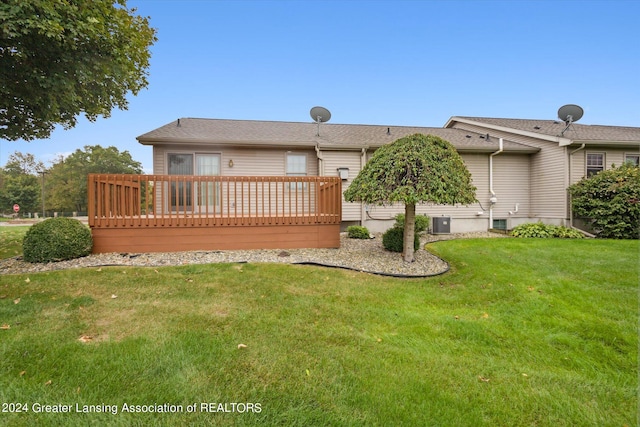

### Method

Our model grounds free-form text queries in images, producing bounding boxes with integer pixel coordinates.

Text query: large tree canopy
[344,134,476,262]
[0,0,157,140]
[0,152,44,214]
[46,145,143,212]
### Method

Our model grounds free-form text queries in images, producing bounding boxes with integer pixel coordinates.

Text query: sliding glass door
[195,154,220,213]
[168,153,220,213]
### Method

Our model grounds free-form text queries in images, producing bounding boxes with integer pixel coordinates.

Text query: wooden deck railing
[88,174,342,228]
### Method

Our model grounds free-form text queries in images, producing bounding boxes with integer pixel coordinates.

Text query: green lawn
[0,226,30,259]
[0,230,637,426]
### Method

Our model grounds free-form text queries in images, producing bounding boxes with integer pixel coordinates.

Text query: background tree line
[0,145,142,216]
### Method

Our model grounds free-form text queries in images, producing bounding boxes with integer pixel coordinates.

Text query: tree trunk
[403,203,416,263]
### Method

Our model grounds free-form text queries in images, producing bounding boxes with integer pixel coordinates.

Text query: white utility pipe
[489,138,504,228]
[360,147,367,224]
[315,145,324,175]
[568,143,586,227]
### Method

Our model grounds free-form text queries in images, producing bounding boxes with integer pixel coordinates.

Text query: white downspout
[360,147,367,225]
[489,138,504,229]
[568,143,586,227]
[315,145,324,175]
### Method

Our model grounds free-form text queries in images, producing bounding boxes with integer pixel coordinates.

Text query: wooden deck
[88,174,342,253]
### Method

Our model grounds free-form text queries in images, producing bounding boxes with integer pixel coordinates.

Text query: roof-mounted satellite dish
[558,104,584,124]
[310,106,331,136]
[558,104,584,136]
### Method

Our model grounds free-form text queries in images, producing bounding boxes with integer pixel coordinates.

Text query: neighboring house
[136,116,640,234]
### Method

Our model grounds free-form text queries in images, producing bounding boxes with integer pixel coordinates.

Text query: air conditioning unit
[432,217,451,234]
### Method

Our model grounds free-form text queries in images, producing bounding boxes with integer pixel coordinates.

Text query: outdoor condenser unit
[432,216,451,234]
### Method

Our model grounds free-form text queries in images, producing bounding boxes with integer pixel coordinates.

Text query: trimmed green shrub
[568,163,640,239]
[552,226,586,239]
[23,218,93,263]
[346,225,371,239]
[382,226,420,252]
[511,222,584,239]
[394,213,430,233]
[511,222,554,238]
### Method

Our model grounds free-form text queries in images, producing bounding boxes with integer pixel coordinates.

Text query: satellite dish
[310,106,331,123]
[557,104,584,136]
[310,106,331,136]
[558,104,584,124]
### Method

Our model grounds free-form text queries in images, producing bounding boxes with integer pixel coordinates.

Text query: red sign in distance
[13,204,19,213]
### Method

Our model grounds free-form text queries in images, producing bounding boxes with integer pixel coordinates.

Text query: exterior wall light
[337,168,349,180]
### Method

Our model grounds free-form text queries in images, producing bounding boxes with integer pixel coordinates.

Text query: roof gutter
[317,143,371,151]
[137,137,318,149]
[568,139,640,148]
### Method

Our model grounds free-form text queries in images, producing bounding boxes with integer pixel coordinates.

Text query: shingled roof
[447,116,640,144]
[137,118,539,153]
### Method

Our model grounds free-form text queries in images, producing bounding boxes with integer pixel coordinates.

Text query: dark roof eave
[455,147,540,154]
[571,139,640,147]
[317,144,539,154]
[137,137,318,149]
[139,137,539,154]
[446,116,572,145]
[317,144,370,151]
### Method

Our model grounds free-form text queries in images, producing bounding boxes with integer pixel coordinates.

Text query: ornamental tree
[0,0,157,141]
[344,134,477,262]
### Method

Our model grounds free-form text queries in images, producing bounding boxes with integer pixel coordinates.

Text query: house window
[586,153,604,177]
[168,153,194,175]
[286,153,307,190]
[492,219,507,231]
[167,153,220,212]
[168,154,194,211]
[625,154,640,167]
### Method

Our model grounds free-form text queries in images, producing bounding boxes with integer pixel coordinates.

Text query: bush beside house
[394,214,430,233]
[382,226,420,253]
[511,222,584,239]
[568,163,640,239]
[346,225,371,239]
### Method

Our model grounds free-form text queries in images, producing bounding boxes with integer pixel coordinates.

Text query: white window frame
[585,152,605,177]
[624,153,640,167]
[286,153,307,190]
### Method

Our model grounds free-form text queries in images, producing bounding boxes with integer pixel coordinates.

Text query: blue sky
[1,0,639,173]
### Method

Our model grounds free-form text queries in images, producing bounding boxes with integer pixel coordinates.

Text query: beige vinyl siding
[322,150,363,221]
[492,154,530,218]
[570,147,639,184]
[569,148,586,184]
[152,145,319,215]
[529,144,565,218]
[153,146,166,175]
[452,122,566,219]
[153,145,317,176]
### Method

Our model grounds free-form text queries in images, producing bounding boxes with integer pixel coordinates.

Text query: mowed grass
[0,226,30,259]
[0,230,637,426]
